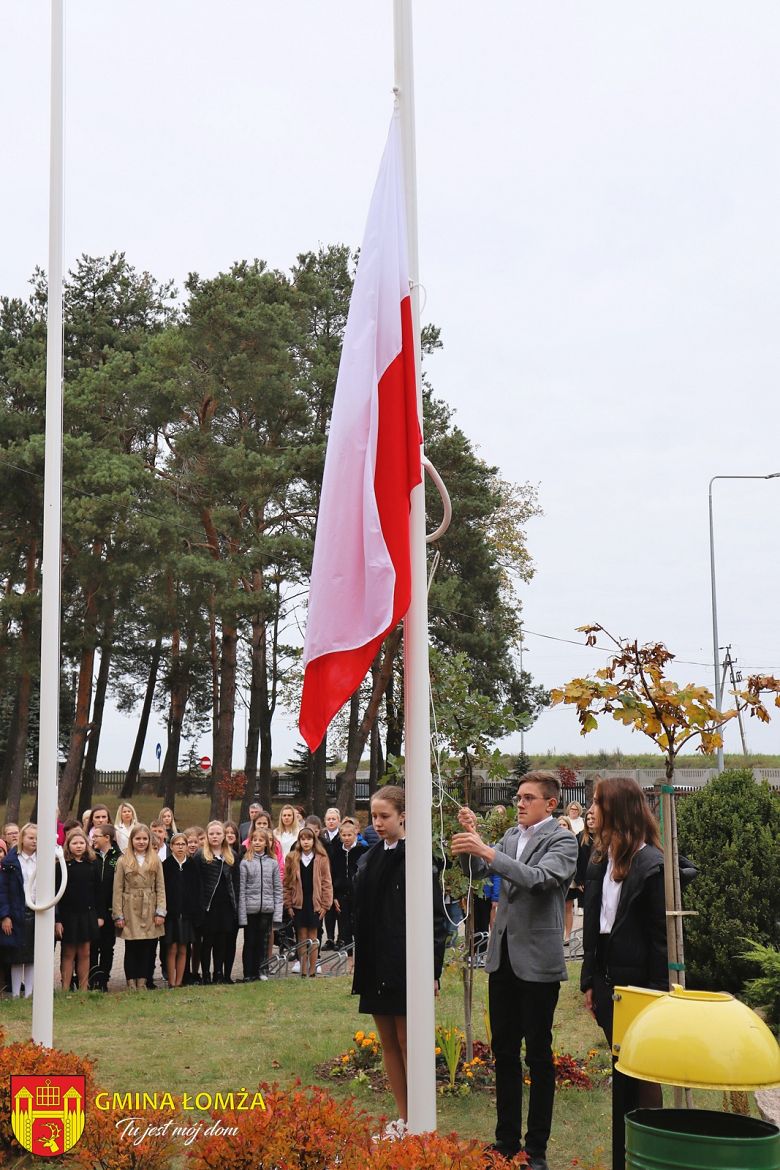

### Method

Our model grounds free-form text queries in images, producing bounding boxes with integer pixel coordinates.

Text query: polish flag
[299,116,421,752]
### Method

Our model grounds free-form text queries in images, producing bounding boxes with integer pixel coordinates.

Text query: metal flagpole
[32,0,66,1047]
[393,0,438,1133]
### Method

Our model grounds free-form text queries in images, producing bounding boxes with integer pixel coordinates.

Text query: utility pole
[724,646,749,758]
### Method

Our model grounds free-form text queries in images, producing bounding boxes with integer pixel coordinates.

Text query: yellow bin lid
[613,985,780,1090]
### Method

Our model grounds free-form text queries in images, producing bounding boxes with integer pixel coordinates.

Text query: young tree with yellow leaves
[550,624,738,993]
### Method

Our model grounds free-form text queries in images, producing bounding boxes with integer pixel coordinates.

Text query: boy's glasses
[511,794,544,807]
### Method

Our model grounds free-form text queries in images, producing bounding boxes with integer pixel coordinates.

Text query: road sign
[199,756,211,772]
[155,743,161,761]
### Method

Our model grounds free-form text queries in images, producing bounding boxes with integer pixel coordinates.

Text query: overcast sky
[3,2,780,770]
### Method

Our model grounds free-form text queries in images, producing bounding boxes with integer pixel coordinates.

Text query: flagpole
[394,0,437,1134]
[32,0,65,1047]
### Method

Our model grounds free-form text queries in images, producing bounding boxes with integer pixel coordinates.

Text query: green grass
[1,962,614,1167]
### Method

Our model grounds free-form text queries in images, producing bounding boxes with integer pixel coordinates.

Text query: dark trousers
[592,970,662,1170]
[224,922,239,981]
[201,929,227,981]
[323,904,338,944]
[123,938,156,981]
[89,921,116,989]
[336,895,355,949]
[489,936,560,1157]
[243,913,272,979]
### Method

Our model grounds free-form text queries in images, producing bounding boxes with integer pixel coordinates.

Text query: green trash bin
[626,1108,780,1170]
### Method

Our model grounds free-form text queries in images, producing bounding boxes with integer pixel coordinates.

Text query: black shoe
[321,940,335,952]
[145,981,157,990]
[485,1142,521,1159]
[526,1155,550,1170]
[224,977,235,985]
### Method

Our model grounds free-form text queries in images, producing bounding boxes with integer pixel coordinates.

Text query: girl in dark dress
[352,786,448,1132]
[195,821,236,984]
[162,833,202,987]
[222,821,242,983]
[58,828,103,991]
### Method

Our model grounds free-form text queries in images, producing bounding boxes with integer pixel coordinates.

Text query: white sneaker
[383,1119,408,1141]
[259,974,268,982]
[291,961,300,973]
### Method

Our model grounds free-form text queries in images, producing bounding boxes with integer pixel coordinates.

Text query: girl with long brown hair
[283,827,332,978]
[581,777,690,1170]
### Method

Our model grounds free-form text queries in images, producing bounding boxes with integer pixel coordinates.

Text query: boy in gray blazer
[452,771,577,1169]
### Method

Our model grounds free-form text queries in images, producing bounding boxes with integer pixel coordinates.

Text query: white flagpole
[394,0,437,1134]
[32,0,65,1047]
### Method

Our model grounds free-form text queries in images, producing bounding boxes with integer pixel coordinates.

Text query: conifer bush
[675,769,780,992]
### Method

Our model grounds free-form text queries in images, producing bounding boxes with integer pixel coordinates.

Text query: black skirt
[61,909,100,945]
[165,914,196,945]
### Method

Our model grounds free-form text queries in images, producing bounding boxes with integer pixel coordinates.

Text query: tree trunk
[338,628,403,817]
[312,738,329,819]
[369,719,383,795]
[242,616,263,822]
[3,539,38,818]
[0,691,21,805]
[4,673,33,825]
[210,617,238,820]
[385,663,404,761]
[160,621,190,812]
[462,902,475,1062]
[161,674,188,811]
[78,619,114,817]
[59,542,103,813]
[121,636,163,798]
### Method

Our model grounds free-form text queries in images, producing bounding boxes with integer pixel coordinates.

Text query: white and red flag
[299,115,421,752]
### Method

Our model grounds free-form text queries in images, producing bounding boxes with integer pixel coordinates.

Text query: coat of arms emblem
[10,1075,85,1156]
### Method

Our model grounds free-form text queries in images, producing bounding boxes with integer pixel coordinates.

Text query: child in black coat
[57,828,103,991]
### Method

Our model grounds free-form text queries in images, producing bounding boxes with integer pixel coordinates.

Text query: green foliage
[675,769,780,992]
[740,939,780,1035]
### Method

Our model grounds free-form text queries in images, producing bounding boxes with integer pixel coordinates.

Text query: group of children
[0,800,373,995]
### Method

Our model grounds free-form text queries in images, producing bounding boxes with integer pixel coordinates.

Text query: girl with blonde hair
[194,821,236,983]
[112,824,166,990]
[114,802,139,854]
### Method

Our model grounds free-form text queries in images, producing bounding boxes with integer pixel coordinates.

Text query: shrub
[676,769,780,991]
[0,1039,98,1165]
[740,939,780,1035]
[185,1083,520,1170]
[0,1038,176,1170]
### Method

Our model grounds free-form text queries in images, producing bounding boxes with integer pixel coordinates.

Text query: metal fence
[20,764,780,806]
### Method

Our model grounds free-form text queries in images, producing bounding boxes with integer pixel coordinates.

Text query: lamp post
[708,472,780,773]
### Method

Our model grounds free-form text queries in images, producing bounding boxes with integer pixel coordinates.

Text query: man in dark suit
[452,771,577,1170]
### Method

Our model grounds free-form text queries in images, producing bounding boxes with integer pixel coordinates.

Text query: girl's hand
[1,916,12,936]
[583,988,596,1018]
[333,899,340,913]
[114,917,125,932]
[153,914,164,927]
[97,918,104,928]
[54,922,63,940]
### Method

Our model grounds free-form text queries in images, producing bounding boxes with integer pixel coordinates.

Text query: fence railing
[19,764,780,806]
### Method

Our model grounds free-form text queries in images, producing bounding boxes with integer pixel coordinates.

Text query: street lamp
[708,472,780,772]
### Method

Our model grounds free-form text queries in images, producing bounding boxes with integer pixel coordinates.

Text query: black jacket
[352,840,448,998]
[194,851,238,916]
[580,845,697,993]
[162,855,203,923]
[330,841,369,901]
[94,844,122,920]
